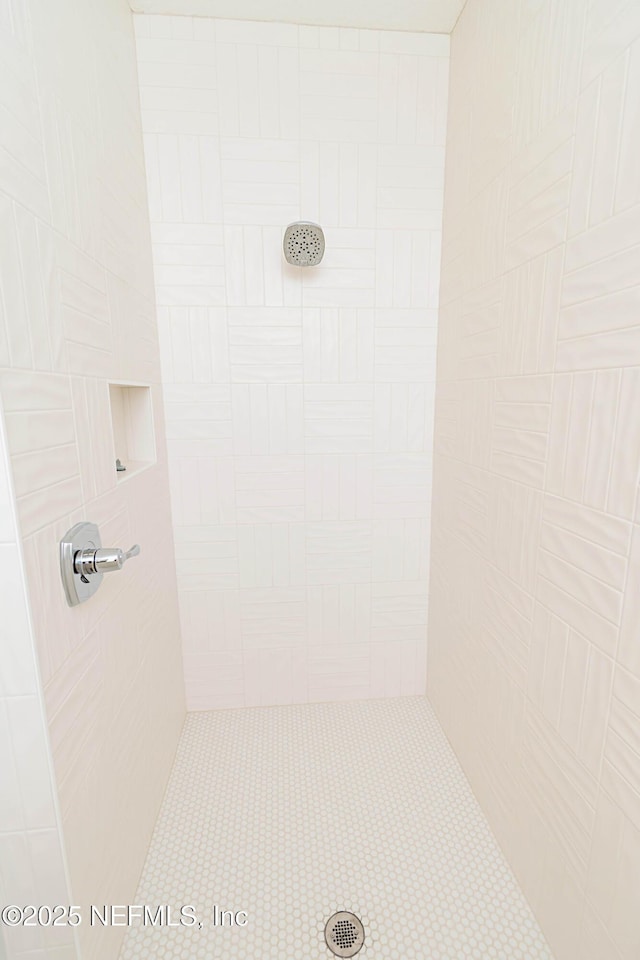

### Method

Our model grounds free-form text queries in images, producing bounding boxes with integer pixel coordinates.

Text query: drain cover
[324,912,365,957]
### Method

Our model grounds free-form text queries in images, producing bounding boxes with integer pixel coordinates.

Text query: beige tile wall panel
[430,2,640,959]
[0,1,186,959]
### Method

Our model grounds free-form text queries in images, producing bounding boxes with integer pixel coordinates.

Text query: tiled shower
[0,0,639,959]
[136,16,447,710]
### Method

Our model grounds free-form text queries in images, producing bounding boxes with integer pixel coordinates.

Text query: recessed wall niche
[108,382,156,480]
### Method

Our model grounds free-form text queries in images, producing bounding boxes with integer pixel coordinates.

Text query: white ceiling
[129,0,468,34]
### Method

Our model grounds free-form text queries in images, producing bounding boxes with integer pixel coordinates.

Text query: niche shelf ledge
[108,382,156,482]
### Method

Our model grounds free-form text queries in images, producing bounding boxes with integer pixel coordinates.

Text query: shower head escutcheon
[283,221,325,266]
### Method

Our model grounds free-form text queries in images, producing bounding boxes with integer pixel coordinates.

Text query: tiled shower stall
[0,0,639,959]
[135,15,448,709]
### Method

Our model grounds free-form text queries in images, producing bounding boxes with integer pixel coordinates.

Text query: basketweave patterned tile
[431,2,640,960]
[1,3,187,959]
[120,697,553,960]
[135,15,446,712]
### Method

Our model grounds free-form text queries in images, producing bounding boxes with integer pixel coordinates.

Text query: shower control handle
[75,544,141,576]
[60,523,142,607]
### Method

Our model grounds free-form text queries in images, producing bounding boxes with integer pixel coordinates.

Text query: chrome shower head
[283,221,325,266]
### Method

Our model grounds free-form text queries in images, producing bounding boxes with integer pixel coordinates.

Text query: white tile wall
[135,15,449,709]
[0,2,185,960]
[0,403,76,960]
[430,2,640,959]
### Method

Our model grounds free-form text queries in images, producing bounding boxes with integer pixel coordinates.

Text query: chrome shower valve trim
[60,522,141,607]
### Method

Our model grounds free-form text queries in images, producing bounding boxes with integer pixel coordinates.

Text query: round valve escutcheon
[60,522,141,606]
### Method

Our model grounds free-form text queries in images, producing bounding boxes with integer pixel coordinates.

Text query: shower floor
[120,697,553,960]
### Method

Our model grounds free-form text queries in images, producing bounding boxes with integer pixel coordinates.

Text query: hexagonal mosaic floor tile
[120,697,553,959]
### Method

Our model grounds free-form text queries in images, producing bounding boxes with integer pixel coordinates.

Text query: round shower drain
[324,911,365,957]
